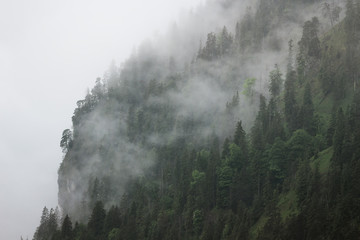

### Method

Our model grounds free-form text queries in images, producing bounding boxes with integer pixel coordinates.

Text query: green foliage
[277,190,299,221]
[242,78,256,98]
[104,206,121,234]
[217,165,233,209]
[33,207,59,240]
[268,138,287,181]
[61,215,73,240]
[296,160,311,206]
[191,170,206,187]
[225,143,243,171]
[287,129,314,161]
[285,69,298,132]
[107,228,121,240]
[269,65,283,99]
[233,121,247,154]
[192,209,204,236]
[32,1,360,239]
[299,17,321,58]
[332,107,346,165]
[301,82,316,135]
[88,201,106,237]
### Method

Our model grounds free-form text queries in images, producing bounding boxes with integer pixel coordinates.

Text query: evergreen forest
[31,0,360,239]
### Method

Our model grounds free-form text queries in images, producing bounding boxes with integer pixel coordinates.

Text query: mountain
[33,0,360,239]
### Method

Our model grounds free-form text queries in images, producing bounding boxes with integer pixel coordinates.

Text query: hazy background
[0,0,204,239]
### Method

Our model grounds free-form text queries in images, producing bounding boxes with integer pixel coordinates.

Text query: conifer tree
[327,108,337,146]
[302,82,315,135]
[222,137,231,158]
[284,68,298,132]
[269,64,283,99]
[219,26,233,56]
[33,207,49,240]
[296,160,311,207]
[233,121,248,159]
[61,215,73,240]
[88,201,106,237]
[104,206,121,234]
[285,41,299,132]
[333,108,345,166]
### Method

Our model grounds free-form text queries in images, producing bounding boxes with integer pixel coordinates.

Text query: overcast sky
[0,0,204,239]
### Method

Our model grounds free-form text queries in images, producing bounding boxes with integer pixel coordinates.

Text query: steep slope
[32,0,360,239]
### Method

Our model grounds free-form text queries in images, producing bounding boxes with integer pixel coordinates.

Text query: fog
[1,0,346,238]
[0,0,204,239]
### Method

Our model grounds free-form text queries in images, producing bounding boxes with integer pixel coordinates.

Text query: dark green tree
[296,160,311,207]
[285,42,299,132]
[302,82,316,135]
[88,201,106,238]
[219,26,233,56]
[233,121,248,159]
[104,206,121,234]
[332,108,346,166]
[222,137,231,158]
[345,0,360,89]
[33,207,49,240]
[299,17,321,58]
[327,108,337,146]
[61,215,73,240]
[269,137,287,182]
[217,164,233,208]
[269,64,283,99]
[199,32,219,60]
[237,7,254,52]
[60,129,73,153]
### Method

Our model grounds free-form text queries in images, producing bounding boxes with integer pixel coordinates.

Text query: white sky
[0,0,204,239]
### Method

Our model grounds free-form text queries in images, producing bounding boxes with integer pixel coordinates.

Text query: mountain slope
[32,0,360,239]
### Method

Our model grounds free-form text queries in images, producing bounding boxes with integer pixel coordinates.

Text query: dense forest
[31,0,360,239]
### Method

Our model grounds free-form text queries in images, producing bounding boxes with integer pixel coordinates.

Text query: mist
[1,0,348,238]
[0,0,203,239]
[56,0,343,223]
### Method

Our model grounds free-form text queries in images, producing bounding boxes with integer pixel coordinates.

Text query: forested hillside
[33,0,360,239]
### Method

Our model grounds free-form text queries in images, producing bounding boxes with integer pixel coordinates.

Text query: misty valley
[30,0,360,239]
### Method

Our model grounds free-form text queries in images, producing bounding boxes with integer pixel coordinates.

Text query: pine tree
[351,90,360,159]
[222,137,231,158]
[104,206,121,234]
[285,41,299,132]
[333,108,345,166]
[217,164,233,208]
[345,0,359,88]
[269,137,287,182]
[302,82,315,135]
[327,108,337,146]
[219,26,233,56]
[238,7,254,52]
[233,121,248,159]
[258,94,269,134]
[48,208,58,238]
[61,215,73,240]
[88,201,106,237]
[296,160,311,207]
[33,207,49,240]
[284,71,298,132]
[269,64,283,99]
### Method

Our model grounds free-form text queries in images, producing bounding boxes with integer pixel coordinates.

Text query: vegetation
[32,0,360,239]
